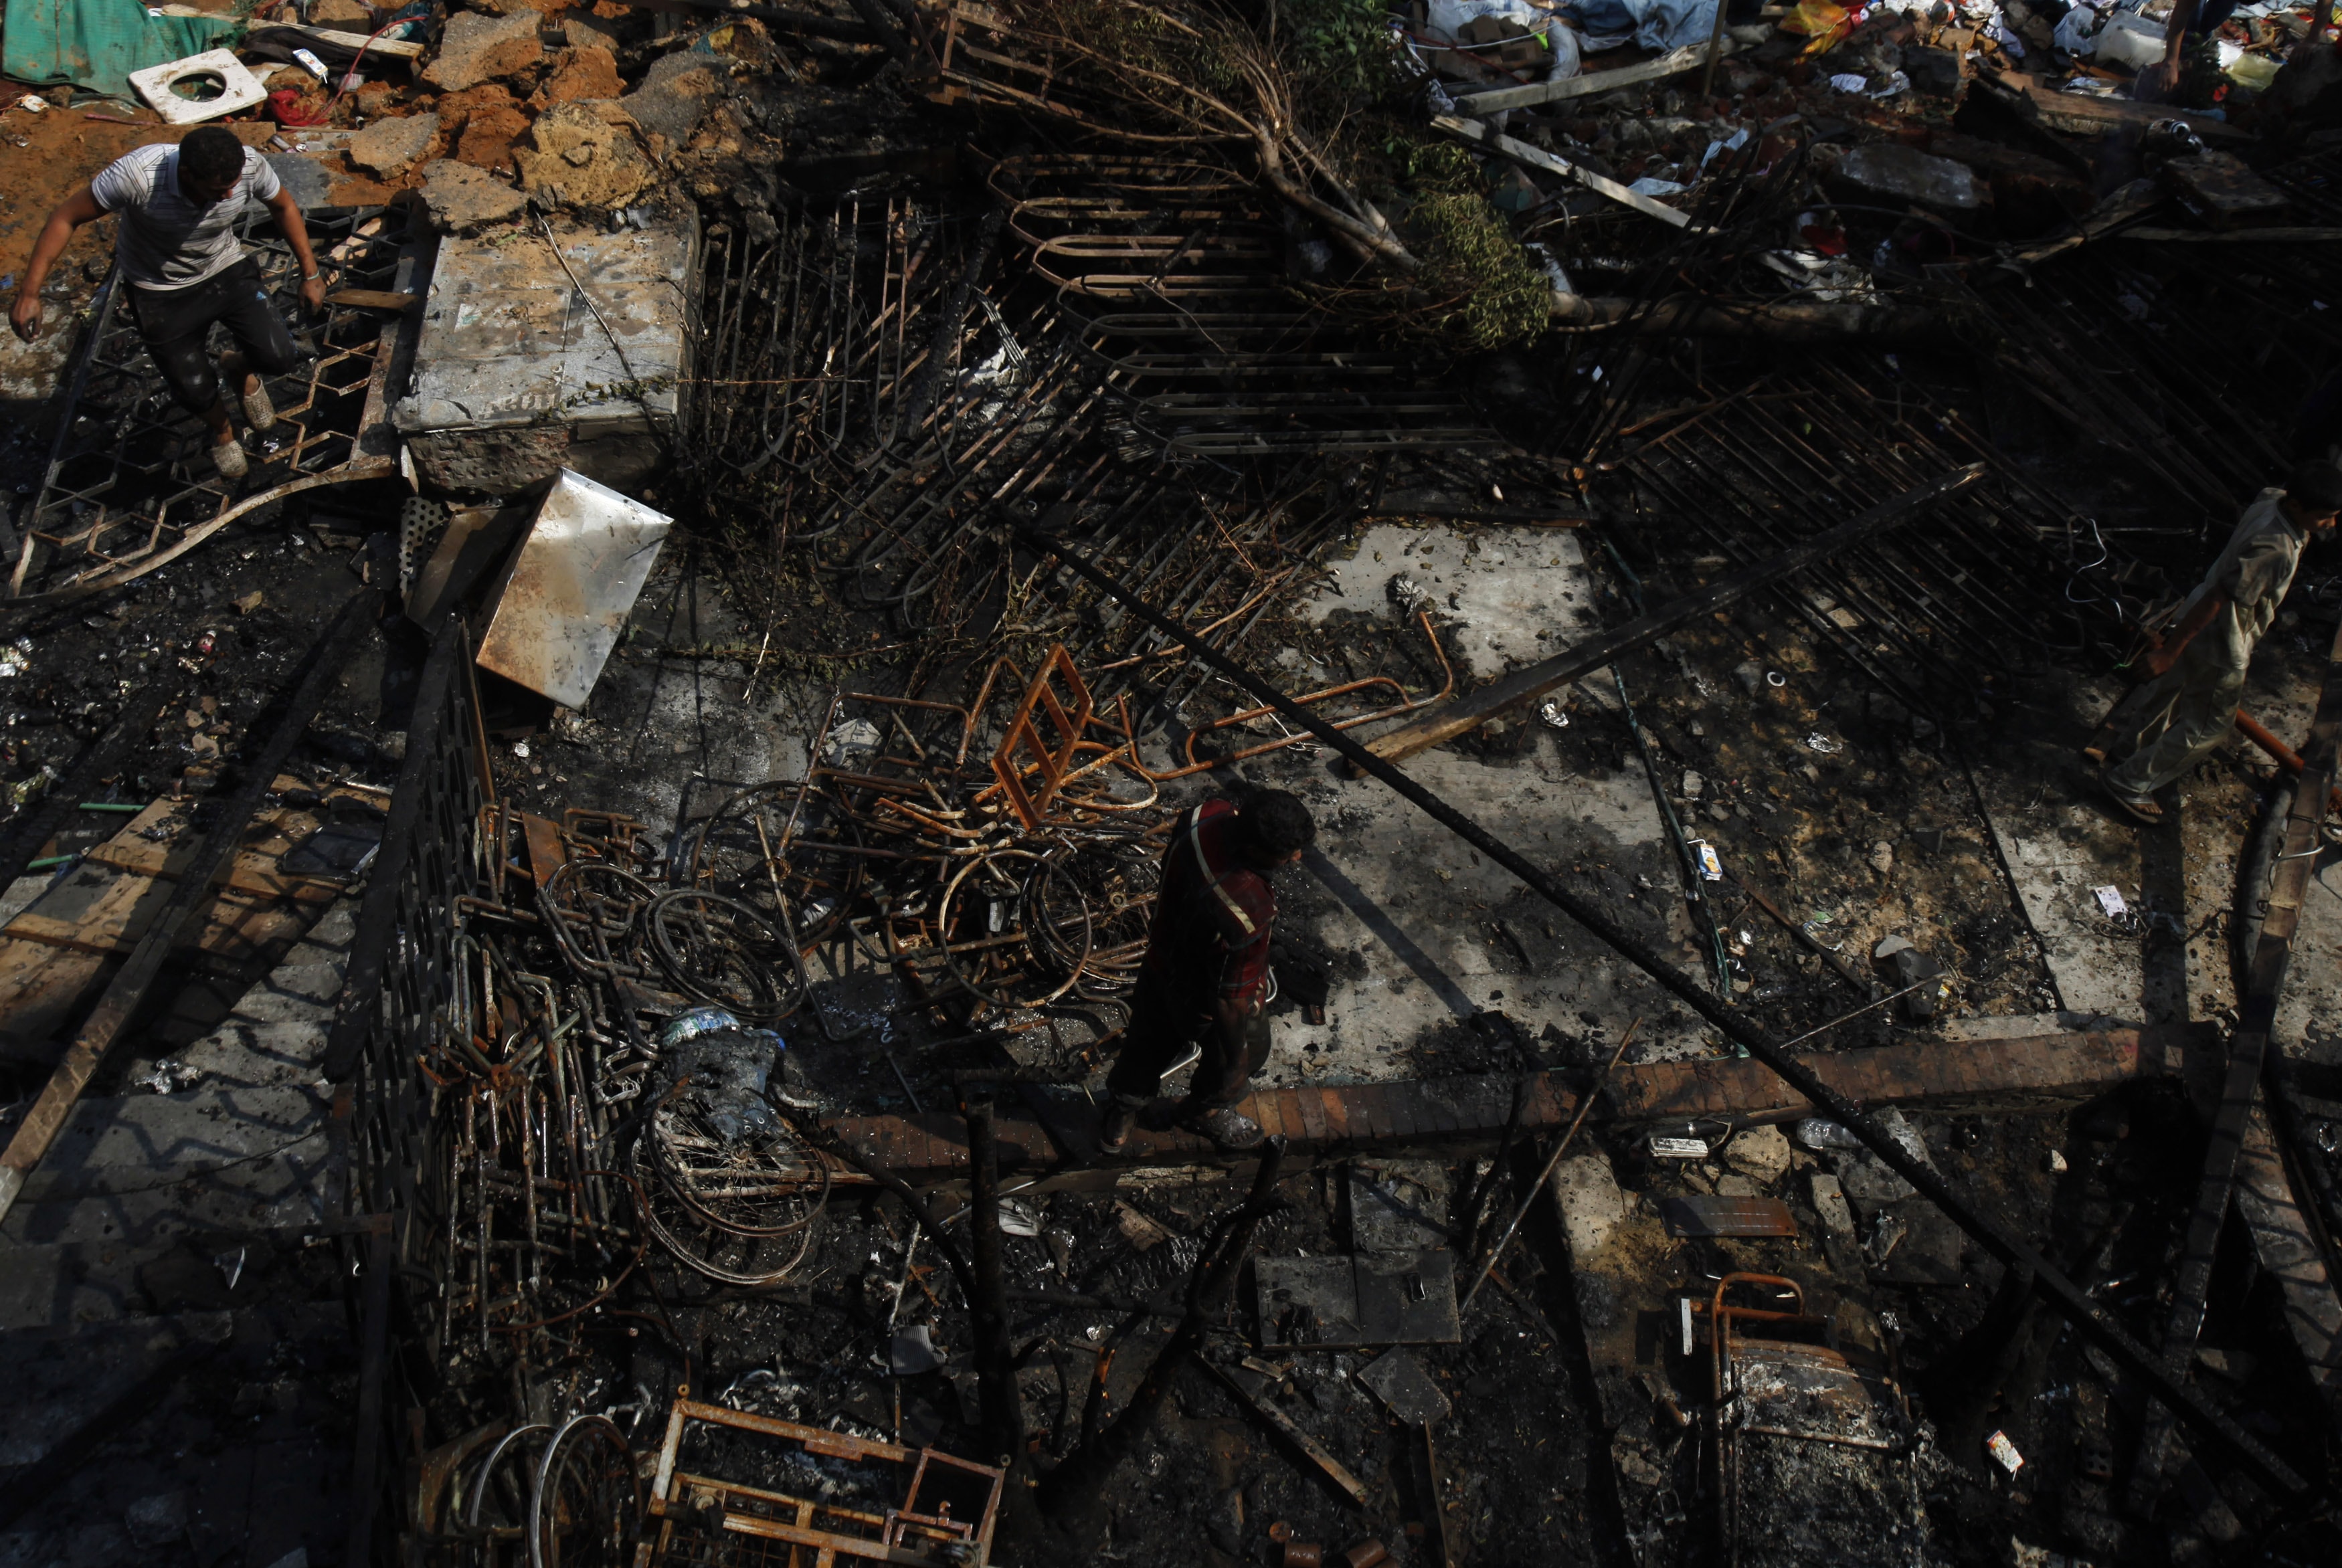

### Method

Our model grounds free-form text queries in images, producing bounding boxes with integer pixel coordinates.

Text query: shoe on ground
[211,437,249,480]
[1098,1101,1138,1155]
[242,379,277,433]
[1181,1106,1264,1151]
[2100,775,2165,826]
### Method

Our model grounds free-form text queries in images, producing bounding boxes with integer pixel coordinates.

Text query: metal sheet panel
[475,469,670,709]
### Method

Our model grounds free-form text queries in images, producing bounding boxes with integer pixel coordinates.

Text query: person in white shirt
[9,126,327,480]
[2098,462,2342,825]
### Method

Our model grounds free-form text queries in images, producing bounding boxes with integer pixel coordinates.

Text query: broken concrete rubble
[619,47,722,151]
[391,209,693,490]
[346,108,440,181]
[419,6,543,94]
[413,156,527,233]
[512,100,652,208]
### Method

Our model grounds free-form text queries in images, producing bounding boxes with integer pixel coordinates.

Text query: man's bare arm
[265,187,327,314]
[2149,0,2198,100]
[2143,590,2227,678]
[9,185,106,342]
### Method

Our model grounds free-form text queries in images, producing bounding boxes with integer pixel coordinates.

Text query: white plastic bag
[1546,18,1582,79]
[2090,9,2165,69]
[1629,0,1720,50]
[2052,2,2104,54]
[1427,0,1544,37]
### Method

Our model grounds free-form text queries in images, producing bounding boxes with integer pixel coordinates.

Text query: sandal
[2101,778,2165,826]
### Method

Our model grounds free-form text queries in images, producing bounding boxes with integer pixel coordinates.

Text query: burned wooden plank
[819,1024,2208,1183]
[1200,1357,1370,1506]
[1977,66,2250,144]
[1431,114,1694,229]
[0,593,377,1226]
[1450,39,1745,114]
[1658,1195,1797,1238]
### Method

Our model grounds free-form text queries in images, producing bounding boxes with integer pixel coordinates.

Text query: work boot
[1180,1106,1264,1152]
[241,377,278,434]
[210,437,249,480]
[1097,1100,1138,1155]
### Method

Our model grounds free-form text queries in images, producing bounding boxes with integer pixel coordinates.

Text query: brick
[1380,1083,1425,1141]
[1246,1091,1287,1141]
[1524,1074,1568,1129]
[1273,1089,1309,1145]
[1411,1083,1462,1139]
[1295,1086,1328,1144]
[1475,1076,1538,1133]
[1354,1085,1395,1142]
[1319,1086,1351,1143]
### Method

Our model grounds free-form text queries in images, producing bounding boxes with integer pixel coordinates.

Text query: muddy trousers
[127,260,303,418]
[2103,648,2248,801]
[1104,974,1271,1110]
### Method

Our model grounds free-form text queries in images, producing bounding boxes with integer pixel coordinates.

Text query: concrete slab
[3,1086,332,1207]
[1254,525,1694,1076]
[1979,785,2147,1021]
[392,212,697,492]
[1305,524,1605,680]
[0,1162,331,1250]
[2275,836,2342,1068]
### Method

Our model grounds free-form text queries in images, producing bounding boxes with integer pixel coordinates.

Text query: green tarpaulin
[3,0,240,100]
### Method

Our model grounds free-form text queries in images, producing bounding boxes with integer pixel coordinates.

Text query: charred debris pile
[7,0,2342,1565]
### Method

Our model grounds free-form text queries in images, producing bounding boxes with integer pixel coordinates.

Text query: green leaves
[1282,0,1394,101]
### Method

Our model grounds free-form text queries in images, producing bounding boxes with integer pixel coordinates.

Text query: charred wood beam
[1353,464,1986,767]
[1550,292,1957,342]
[1451,38,1746,114]
[2128,619,2342,1502]
[1199,1356,1372,1506]
[966,1101,1027,1464]
[0,591,377,1226]
[1020,524,2313,1502]
[1433,115,1694,230]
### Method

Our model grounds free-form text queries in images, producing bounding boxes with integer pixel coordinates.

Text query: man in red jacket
[1099,790,1316,1153]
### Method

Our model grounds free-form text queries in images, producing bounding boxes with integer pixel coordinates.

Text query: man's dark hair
[2286,460,2342,514]
[178,126,246,187]
[1236,789,1316,862]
